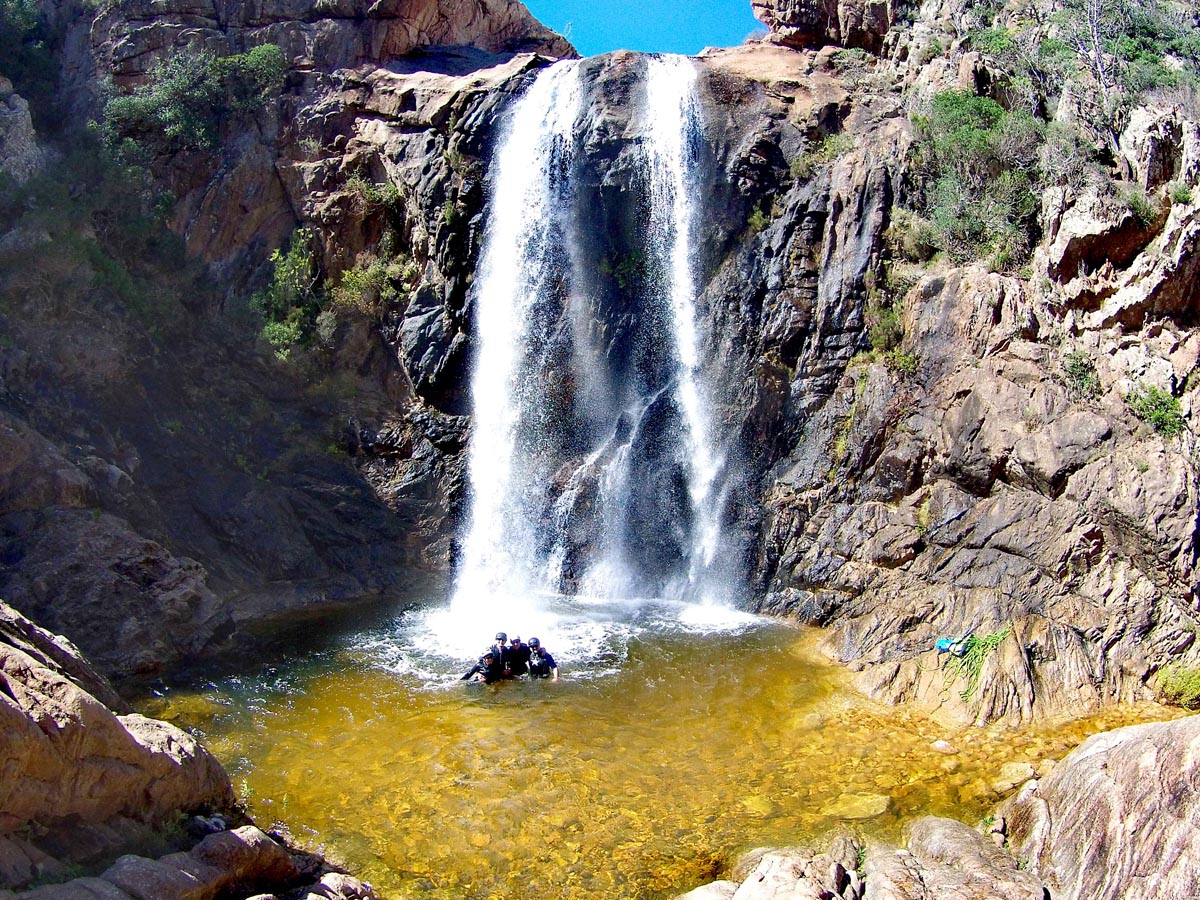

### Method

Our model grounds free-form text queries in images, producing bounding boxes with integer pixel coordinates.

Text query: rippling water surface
[143,605,1177,900]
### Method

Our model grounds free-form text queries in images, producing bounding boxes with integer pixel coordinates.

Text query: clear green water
[143,619,1176,900]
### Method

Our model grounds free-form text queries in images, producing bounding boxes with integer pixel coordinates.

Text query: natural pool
[143,605,1178,900]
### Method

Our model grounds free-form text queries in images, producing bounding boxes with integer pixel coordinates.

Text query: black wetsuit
[461,658,503,683]
[506,642,532,676]
[529,649,557,678]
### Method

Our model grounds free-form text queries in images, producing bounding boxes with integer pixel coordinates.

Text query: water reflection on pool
[142,611,1177,900]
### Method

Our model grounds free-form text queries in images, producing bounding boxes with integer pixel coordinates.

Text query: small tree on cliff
[102,44,287,161]
[913,90,1044,267]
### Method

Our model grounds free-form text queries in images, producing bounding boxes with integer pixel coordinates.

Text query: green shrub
[102,44,286,158]
[261,317,303,360]
[344,172,402,213]
[1123,186,1161,227]
[1169,181,1194,204]
[1062,350,1101,400]
[252,227,321,359]
[943,627,1011,702]
[600,251,645,291]
[1053,0,1200,135]
[791,133,855,179]
[915,90,1045,266]
[0,0,58,127]
[1127,382,1186,436]
[884,349,919,376]
[747,202,770,232]
[329,253,415,316]
[1040,124,1096,191]
[867,300,903,353]
[1156,662,1200,709]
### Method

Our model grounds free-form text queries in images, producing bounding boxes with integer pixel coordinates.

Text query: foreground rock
[678,819,1044,899]
[0,78,42,183]
[0,602,378,900]
[4,825,377,900]
[1003,714,1200,900]
[0,601,234,885]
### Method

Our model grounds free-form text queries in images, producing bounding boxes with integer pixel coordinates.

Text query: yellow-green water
[144,622,1177,900]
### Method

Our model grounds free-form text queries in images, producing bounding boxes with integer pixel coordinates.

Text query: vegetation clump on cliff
[102,44,286,160]
[913,90,1044,267]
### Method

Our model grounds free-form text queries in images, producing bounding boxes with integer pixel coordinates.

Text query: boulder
[0,603,234,874]
[751,0,899,52]
[864,818,1044,900]
[1003,716,1200,900]
[0,78,42,184]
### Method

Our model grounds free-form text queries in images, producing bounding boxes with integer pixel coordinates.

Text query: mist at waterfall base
[407,55,757,667]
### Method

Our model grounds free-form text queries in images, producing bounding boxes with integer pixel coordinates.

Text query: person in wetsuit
[461,650,503,683]
[507,635,531,677]
[528,637,558,681]
[489,632,509,675]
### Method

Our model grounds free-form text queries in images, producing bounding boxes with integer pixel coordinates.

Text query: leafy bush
[747,202,770,232]
[344,172,402,213]
[1169,180,1194,204]
[1040,124,1097,191]
[0,0,58,126]
[252,227,321,359]
[942,627,1011,702]
[1123,186,1161,227]
[1127,382,1186,436]
[1062,350,1101,400]
[328,253,416,316]
[914,90,1045,267]
[791,133,855,179]
[103,44,286,158]
[867,300,903,352]
[884,349,919,376]
[1156,662,1200,709]
[1054,0,1200,137]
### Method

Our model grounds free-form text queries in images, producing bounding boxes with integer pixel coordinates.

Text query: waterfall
[644,55,726,604]
[443,60,584,647]
[438,55,742,656]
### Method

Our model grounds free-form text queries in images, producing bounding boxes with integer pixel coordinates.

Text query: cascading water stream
[428,54,749,661]
[436,60,584,652]
[644,55,727,604]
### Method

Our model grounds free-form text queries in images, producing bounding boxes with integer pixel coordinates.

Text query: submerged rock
[821,792,890,820]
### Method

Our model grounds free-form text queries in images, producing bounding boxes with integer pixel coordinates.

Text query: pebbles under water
[142,617,1179,900]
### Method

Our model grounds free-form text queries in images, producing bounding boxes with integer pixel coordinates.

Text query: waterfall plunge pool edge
[139,605,1181,900]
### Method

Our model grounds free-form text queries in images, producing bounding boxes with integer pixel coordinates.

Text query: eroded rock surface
[751,0,900,52]
[1002,715,1200,900]
[0,601,235,887]
[0,78,42,183]
[679,819,1045,900]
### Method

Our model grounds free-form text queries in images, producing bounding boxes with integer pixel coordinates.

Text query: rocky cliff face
[5,0,1199,733]
[692,18,1200,727]
[0,0,574,679]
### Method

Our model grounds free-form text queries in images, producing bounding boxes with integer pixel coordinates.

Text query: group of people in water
[460,632,558,683]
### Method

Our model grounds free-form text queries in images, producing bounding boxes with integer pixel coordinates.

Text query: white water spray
[644,55,727,603]
[437,61,584,653]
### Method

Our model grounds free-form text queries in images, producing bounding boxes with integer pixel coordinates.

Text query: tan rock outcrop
[7,827,329,900]
[1002,715,1200,900]
[89,0,574,86]
[0,602,234,849]
[0,77,42,184]
[751,0,899,53]
[678,820,1045,899]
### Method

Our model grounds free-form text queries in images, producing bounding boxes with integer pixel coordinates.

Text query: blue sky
[522,0,766,57]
